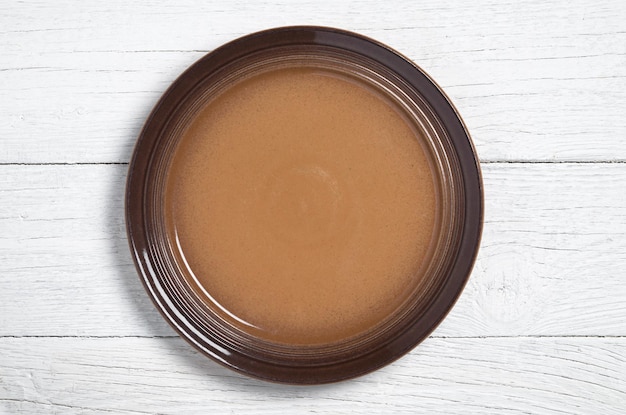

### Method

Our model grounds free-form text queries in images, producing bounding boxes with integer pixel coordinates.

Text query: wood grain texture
[1,163,625,337]
[1,0,625,163]
[1,337,625,414]
[2,0,626,412]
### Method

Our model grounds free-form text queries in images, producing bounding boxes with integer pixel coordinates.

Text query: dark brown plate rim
[125,26,483,384]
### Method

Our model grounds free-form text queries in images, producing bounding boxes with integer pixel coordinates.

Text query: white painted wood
[1,0,625,163]
[2,0,626,412]
[1,337,624,414]
[1,163,625,337]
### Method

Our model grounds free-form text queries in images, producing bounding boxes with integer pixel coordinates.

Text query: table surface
[2,1,625,413]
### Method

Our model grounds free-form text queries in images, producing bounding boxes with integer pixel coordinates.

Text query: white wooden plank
[0,336,624,414]
[0,165,167,337]
[1,0,625,163]
[1,163,625,337]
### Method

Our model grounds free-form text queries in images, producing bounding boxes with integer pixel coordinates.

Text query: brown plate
[126,26,483,384]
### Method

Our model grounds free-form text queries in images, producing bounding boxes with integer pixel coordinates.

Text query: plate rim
[125,25,483,384]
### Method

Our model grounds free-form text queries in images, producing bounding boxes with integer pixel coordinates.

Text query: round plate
[126,26,483,384]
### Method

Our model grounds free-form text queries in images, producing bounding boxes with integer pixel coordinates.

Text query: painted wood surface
[1,0,625,163]
[2,337,626,414]
[2,0,626,414]
[1,163,625,338]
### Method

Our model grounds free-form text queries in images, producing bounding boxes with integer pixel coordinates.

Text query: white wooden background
[1,1,625,413]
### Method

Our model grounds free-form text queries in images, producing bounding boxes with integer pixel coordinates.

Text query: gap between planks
[1,160,626,166]
[1,335,625,339]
